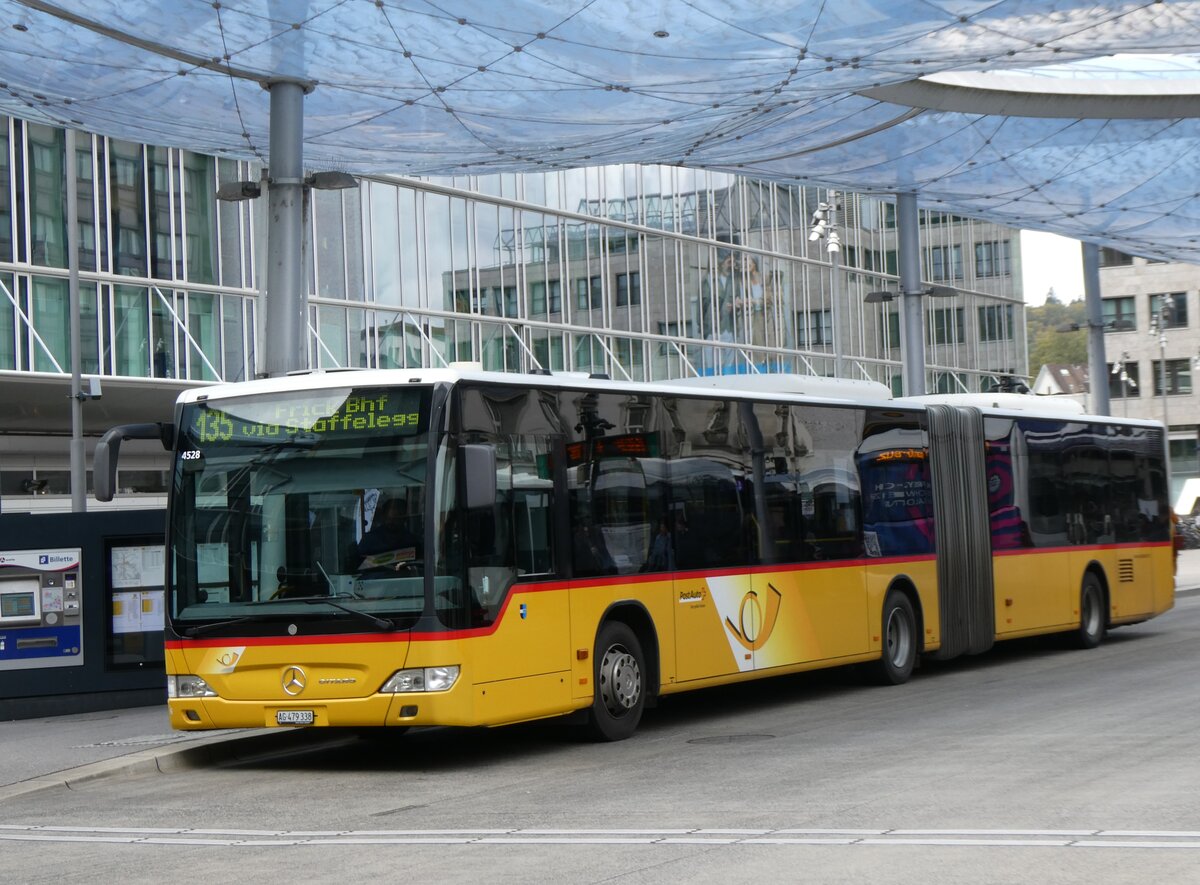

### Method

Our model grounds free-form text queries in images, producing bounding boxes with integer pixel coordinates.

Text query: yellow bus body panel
[992,544,1174,639]
[166,544,1169,731]
[993,549,1073,634]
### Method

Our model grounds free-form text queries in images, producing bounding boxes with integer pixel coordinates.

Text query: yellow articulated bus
[95,368,1175,741]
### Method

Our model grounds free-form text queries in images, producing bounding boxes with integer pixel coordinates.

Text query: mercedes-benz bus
[96,368,1175,740]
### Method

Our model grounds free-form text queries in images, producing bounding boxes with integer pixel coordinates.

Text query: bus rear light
[380,665,460,693]
[168,675,218,698]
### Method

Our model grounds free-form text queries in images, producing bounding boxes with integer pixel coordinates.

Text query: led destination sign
[565,433,660,466]
[186,388,428,445]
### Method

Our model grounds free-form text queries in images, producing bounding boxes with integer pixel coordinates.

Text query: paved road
[3,592,1199,883]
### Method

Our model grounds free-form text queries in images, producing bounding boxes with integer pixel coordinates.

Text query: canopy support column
[897,192,925,396]
[1082,242,1110,415]
[264,79,309,377]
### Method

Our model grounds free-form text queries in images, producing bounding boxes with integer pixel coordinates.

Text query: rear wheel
[585,621,645,742]
[1074,573,1105,649]
[874,591,917,685]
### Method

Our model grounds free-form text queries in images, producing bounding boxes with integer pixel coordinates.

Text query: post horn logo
[281,666,307,696]
[724,584,783,651]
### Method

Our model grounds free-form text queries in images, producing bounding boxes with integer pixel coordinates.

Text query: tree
[1027,298,1088,371]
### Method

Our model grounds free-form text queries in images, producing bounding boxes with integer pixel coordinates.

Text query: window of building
[575,275,601,310]
[796,309,833,347]
[531,281,546,315]
[616,271,641,306]
[1098,247,1134,267]
[1150,292,1187,329]
[921,211,962,226]
[1152,359,1192,396]
[974,240,1011,277]
[548,279,562,313]
[614,337,645,378]
[881,311,901,350]
[1170,439,1198,479]
[503,285,518,317]
[532,334,564,371]
[861,248,897,276]
[928,307,964,345]
[657,320,695,354]
[1102,296,1136,331]
[978,304,1014,342]
[1107,360,1140,399]
[0,275,14,371]
[928,244,962,281]
[574,333,605,372]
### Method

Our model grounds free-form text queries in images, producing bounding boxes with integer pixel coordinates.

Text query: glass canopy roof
[3,0,1200,260]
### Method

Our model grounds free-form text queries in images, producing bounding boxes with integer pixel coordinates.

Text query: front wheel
[1073,573,1106,649]
[873,591,917,685]
[585,621,646,742]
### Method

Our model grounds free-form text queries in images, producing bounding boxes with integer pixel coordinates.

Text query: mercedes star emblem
[281,666,307,696]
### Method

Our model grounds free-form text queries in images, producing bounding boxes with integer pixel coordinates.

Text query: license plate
[276,710,314,726]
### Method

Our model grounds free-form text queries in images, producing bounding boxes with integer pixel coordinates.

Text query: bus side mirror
[94,422,175,501]
[459,444,496,510]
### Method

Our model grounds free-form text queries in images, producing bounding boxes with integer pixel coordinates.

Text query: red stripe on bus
[166,544,1165,649]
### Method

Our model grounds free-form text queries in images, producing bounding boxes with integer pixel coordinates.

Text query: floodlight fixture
[924,284,958,298]
[307,170,359,190]
[216,180,262,202]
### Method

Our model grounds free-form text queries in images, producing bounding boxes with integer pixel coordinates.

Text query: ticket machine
[0,548,84,670]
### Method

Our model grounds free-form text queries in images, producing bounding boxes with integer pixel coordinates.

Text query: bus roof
[175,367,1164,429]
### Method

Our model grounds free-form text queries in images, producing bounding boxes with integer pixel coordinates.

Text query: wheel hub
[599,644,641,715]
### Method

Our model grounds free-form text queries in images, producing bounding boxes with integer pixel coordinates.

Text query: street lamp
[1150,306,1169,430]
[809,193,843,377]
[1111,351,1136,417]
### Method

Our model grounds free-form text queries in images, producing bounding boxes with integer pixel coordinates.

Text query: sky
[1020,230,1084,306]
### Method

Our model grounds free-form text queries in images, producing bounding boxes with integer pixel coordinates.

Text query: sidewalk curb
[0,727,355,802]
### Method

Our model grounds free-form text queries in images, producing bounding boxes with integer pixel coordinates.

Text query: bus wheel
[586,621,645,741]
[1074,574,1105,649]
[874,591,916,685]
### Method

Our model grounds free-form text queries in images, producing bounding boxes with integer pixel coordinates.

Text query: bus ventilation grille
[1118,559,1135,583]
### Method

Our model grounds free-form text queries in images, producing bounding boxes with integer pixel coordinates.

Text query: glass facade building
[0,117,1028,510]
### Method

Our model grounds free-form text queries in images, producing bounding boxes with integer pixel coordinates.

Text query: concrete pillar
[1082,242,1110,416]
[264,80,308,377]
[896,193,925,396]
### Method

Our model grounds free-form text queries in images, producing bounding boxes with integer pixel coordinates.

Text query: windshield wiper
[277,595,397,632]
[181,615,275,638]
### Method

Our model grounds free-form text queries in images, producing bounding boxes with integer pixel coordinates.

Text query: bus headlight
[168,675,218,698]
[380,665,460,693]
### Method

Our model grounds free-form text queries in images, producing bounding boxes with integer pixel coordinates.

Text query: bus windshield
[168,385,435,630]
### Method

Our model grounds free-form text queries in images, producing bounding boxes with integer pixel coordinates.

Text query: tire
[585,621,646,742]
[873,590,917,685]
[1074,573,1106,649]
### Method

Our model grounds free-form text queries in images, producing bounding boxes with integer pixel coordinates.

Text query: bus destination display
[187,388,427,445]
